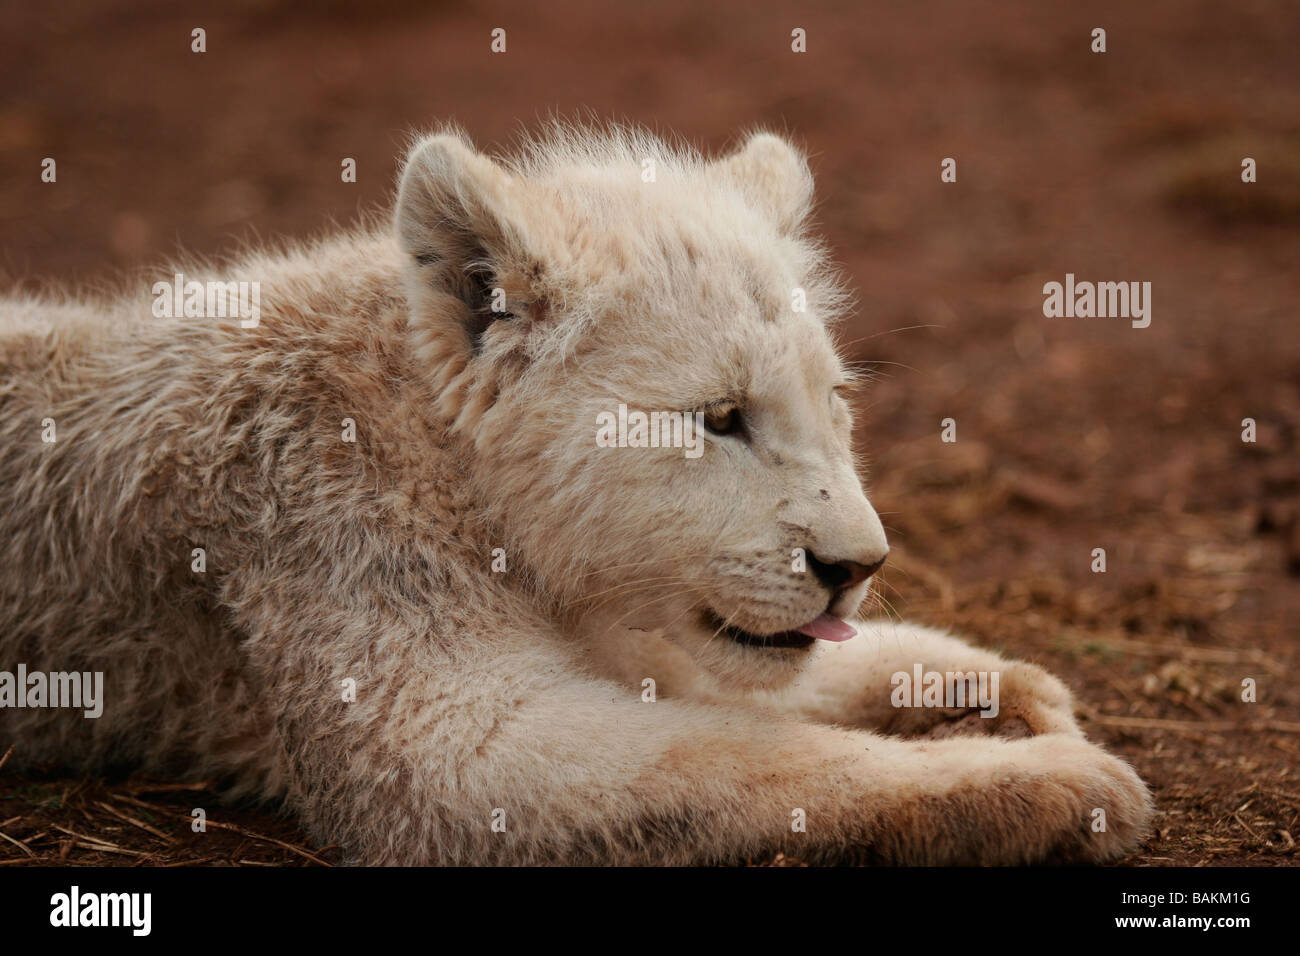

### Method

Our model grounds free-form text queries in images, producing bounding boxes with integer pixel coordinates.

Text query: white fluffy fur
[0,123,1152,864]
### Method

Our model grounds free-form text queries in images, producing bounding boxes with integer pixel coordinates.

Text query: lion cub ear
[396,133,534,332]
[717,132,815,235]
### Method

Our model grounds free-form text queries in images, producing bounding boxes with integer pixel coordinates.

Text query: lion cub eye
[702,403,744,437]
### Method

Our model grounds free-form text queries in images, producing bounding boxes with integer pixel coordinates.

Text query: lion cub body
[0,126,1152,864]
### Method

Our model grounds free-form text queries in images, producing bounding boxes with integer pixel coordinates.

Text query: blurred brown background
[1,0,1298,866]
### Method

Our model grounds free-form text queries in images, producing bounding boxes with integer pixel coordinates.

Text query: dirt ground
[1,0,1297,866]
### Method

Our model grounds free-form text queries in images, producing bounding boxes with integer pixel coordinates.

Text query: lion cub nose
[807,550,888,593]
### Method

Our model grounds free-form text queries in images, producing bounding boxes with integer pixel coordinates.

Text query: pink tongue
[795,613,858,642]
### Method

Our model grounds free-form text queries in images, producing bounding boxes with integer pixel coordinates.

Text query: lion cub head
[395,124,888,690]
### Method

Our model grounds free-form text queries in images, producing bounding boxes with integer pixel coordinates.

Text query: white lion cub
[0,124,1152,864]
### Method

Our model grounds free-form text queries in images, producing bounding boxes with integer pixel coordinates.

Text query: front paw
[1025,737,1155,864]
[882,735,1154,865]
[888,660,1082,740]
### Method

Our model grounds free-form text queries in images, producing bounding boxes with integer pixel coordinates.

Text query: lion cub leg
[766,619,1085,739]
[272,669,1150,865]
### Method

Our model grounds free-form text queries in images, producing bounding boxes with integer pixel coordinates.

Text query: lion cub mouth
[704,610,857,650]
